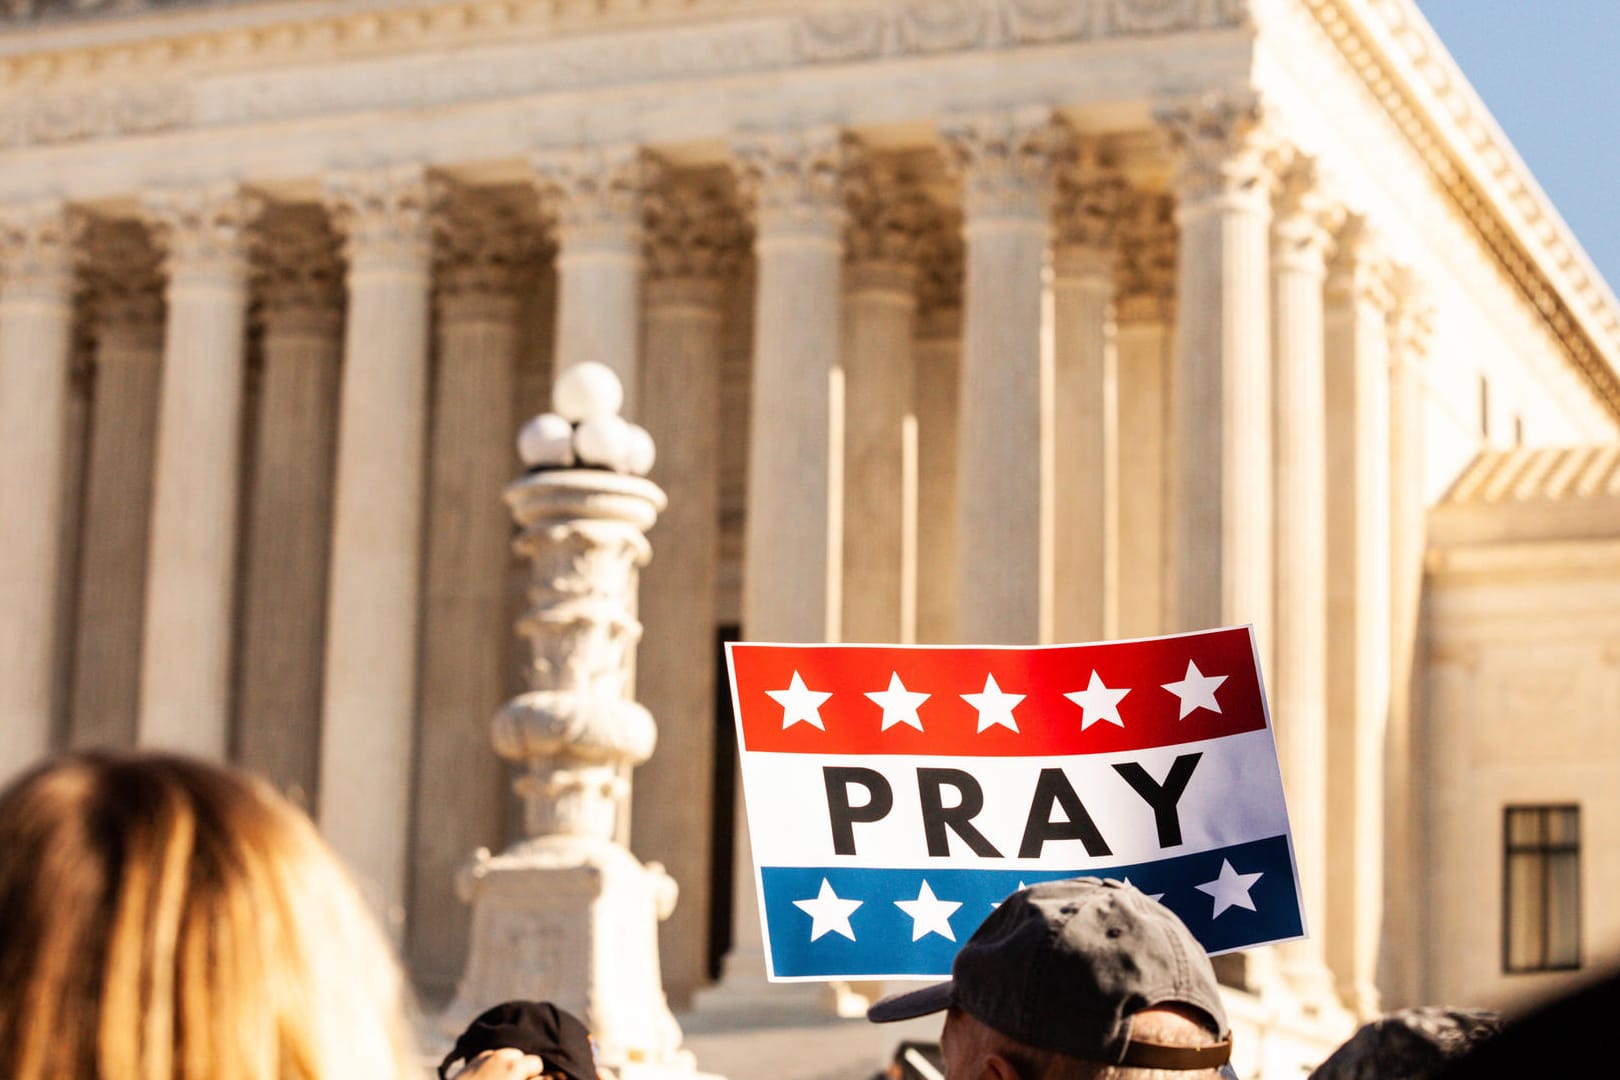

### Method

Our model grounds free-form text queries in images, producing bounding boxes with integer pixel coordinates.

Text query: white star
[1161,661,1227,720]
[1063,671,1131,730]
[766,671,833,730]
[990,881,1029,909]
[1121,877,1165,903]
[962,674,1024,733]
[894,880,963,941]
[866,672,930,732]
[1195,859,1263,919]
[792,878,863,942]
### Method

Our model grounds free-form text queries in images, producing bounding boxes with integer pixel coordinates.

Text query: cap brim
[866,980,955,1023]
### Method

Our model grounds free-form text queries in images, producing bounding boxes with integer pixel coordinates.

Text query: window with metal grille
[1503,805,1581,973]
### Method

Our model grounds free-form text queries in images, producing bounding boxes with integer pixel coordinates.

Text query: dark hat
[868,878,1231,1071]
[439,1000,598,1080]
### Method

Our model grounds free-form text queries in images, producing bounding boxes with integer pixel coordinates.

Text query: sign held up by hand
[727,626,1306,981]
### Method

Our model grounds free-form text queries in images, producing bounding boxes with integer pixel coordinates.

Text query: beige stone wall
[1421,538,1620,1013]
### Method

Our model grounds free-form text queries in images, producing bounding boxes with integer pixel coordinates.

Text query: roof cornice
[1302,0,1620,422]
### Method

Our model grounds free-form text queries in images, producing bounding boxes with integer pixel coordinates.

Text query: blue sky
[1415,1,1620,293]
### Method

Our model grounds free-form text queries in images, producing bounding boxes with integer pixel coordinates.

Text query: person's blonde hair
[0,751,420,1080]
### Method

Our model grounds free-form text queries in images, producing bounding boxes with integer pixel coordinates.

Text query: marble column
[69,225,164,750]
[1158,95,1275,995]
[1157,97,1275,653]
[1383,271,1433,1011]
[720,126,851,986]
[318,166,433,932]
[1322,216,1393,1017]
[535,145,655,416]
[634,175,744,1008]
[841,158,928,643]
[913,218,964,645]
[0,201,76,783]
[1114,194,1177,639]
[1051,148,1123,642]
[1269,156,1338,1005]
[411,189,528,997]
[942,109,1063,644]
[138,186,255,757]
[236,207,343,808]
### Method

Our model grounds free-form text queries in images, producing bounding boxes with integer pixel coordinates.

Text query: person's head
[440,1000,599,1080]
[869,878,1232,1080]
[0,751,419,1080]
[1308,1006,1503,1080]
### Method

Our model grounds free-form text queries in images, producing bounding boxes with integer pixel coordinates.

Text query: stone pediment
[1430,445,1620,547]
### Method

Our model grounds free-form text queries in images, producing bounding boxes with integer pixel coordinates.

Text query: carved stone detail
[1053,140,1129,251]
[323,164,432,271]
[1326,213,1392,309]
[80,217,164,340]
[1387,263,1435,363]
[254,203,343,332]
[844,155,938,269]
[1006,0,1094,42]
[492,468,667,843]
[899,0,986,53]
[1115,190,1177,322]
[1111,0,1204,34]
[141,184,258,286]
[642,173,748,284]
[533,144,659,252]
[1272,153,1338,271]
[941,108,1067,222]
[795,9,886,62]
[432,182,540,307]
[914,208,964,321]
[1156,93,1274,211]
[732,126,853,238]
[0,199,76,298]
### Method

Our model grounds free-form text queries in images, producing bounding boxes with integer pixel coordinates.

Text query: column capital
[81,217,164,344]
[1326,213,1394,310]
[643,173,748,288]
[142,183,259,288]
[941,107,1067,224]
[1272,154,1338,276]
[323,164,433,273]
[1387,264,1435,365]
[0,199,77,299]
[255,204,344,334]
[1115,191,1177,323]
[431,183,539,311]
[843,154,936,277]
[914,208,964,332]
[1156,93,1275,216]
[533,143,659,253]
[1053,140,1128,253]
[731,125,853,240]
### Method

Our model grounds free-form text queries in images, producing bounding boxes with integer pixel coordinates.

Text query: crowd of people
[0,750,1607,1078]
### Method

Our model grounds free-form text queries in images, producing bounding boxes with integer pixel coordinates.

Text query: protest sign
[726,625,1304,981]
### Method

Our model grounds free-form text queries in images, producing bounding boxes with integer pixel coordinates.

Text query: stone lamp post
[446,363,712,1080]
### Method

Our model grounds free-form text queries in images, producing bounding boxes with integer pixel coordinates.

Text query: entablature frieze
[0,0,1253,153]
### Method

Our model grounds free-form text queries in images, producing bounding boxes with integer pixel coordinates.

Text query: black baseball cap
[439,1000,598,1080]
[868,878,1232,1071]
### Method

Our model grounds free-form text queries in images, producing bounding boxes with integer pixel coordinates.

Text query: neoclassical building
[2,0,1619,1072]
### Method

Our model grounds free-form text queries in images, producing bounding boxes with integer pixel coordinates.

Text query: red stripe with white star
[728,625,1266,757]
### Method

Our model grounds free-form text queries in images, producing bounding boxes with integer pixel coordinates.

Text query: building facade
[2,0,1619,1070]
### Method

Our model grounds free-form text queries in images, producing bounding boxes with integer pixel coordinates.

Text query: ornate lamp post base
[446,839,700,1077]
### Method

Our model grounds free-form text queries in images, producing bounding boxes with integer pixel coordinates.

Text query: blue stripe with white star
[760,834,1301,979]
